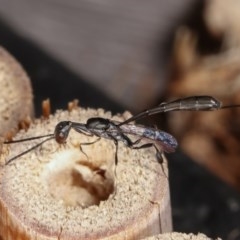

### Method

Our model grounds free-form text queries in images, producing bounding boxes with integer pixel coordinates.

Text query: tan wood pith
[0,107,172,240]
[0,46,33,139]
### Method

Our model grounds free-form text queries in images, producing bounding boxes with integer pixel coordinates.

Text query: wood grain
[0,106,172,239]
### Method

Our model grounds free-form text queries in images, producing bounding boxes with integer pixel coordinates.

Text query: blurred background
[0,0,240,239]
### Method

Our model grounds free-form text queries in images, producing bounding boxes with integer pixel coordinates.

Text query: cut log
[144,232,221,240]
[0,46,33,139]
[0,107,172,239]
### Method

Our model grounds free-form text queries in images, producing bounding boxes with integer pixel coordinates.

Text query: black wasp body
[4,95,239,166]
[53,116,178,166]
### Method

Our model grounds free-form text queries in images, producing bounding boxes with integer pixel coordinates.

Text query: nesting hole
[42,149,115,207]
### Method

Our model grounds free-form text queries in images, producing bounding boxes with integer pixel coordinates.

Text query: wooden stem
[0,46,33,139]
[0,107,172,239]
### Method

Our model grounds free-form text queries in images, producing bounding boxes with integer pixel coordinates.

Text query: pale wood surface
[0,107,172,239]
[0,46,33,138]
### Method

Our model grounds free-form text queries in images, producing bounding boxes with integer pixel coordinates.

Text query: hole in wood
[42,149,115,207]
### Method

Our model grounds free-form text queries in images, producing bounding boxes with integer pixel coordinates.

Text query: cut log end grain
[0,46,33,138]
[0,107,172,240]
[144,232,221,240]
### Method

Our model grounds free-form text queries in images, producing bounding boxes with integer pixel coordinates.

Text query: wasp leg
[79,137,101,159]
[129,140,167,178]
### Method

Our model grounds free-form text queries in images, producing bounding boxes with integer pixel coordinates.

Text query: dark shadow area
[0,18,124,116]
[169,150,240,240]
[181,0,223,54]
[158,0,222,66]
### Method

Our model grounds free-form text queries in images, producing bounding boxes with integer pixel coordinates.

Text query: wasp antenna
[4,134,54,144]
[221,104,240,109]
[5,136,54,165]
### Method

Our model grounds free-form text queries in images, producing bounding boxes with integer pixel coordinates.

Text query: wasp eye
[57,121,70,130]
